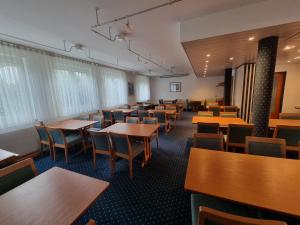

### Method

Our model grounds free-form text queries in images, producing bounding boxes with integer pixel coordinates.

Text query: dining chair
[197,122,219,134]
[198,111,213,117]
[86,219,96,225]
[279,113,300,120]
[208,106,220,116]
[143,117,159,149]
[193,133,224,151]
[245,136,286,158]
[226,124,254,152]
[90,113,102,129]
[273,125,300,158]
[220,112,238,118]
[0,158,38,195]
[109,132,145,179]
[76,114,91,120]
[138,110,149,121]
[126,117,140,124]
[35,123,53,156]
[89,130,113,173]
[197,206,287,225]
[155,105,165,110]
[113,110,125,123]
[224,106,238,112]
[154,111,171,133]
[47,128,84,162]
[102,110,113,127]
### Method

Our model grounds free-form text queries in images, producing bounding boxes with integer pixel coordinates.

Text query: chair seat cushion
[65,134,82,145]
[191,193,250,225]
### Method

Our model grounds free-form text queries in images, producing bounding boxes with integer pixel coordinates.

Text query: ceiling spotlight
[248,36,255,41]
[294,56,300,60]
[206,54,211,57]
[205,60,209,63]
[283,45,296,51]
[287,60,291,63]
[229,57,234,61]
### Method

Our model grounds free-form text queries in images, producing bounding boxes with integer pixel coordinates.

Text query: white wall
[150,74,224,103]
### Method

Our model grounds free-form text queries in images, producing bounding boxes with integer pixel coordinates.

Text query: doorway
[270,72,286,119]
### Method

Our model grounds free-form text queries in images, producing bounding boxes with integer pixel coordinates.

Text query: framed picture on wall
[169,82,181,92]
[128,82,134,96]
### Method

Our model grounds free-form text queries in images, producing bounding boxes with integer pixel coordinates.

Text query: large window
[136,75,150,102]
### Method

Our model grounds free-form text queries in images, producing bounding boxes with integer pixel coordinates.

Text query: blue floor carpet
[34,112,197,225]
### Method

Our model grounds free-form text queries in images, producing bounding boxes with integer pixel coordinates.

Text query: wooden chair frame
[154,112,171,133]
[193,133,224,151]
[245,136,286,158]
[143,117,159,149]
[35,124,53,157]
[0,158,38,177]
[198,206,287,225]
[102,110,113,127]
[226,124,255,151]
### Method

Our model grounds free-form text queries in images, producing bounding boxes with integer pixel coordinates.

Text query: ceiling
[182,21,300,78]
[0,0,265,76]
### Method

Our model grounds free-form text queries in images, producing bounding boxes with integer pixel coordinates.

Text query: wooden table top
[0,149,18,163]
[47,119,97,130]
[269,119,300,128]
[192,116,247,127]
[111,109,136,114]
[185,148,300,217]
[0,167,109,225]
[148,109,177,115]
[101,123,160,137]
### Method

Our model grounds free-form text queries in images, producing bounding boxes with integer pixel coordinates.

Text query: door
[270,72,286,119]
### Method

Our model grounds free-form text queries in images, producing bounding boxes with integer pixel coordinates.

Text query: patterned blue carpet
[34,112,197,225]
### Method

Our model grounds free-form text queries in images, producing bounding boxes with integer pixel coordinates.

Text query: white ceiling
[0,0,264,76]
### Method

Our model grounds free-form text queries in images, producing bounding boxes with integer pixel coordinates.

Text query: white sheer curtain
[97,67,128,108]
[136,75,150,102]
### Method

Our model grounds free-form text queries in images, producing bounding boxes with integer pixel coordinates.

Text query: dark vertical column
[223,68,232,106]
[252,36,278,136]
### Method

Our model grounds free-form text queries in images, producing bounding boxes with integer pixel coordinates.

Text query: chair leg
[110,154,115,175]
[93,150,96,170]
[156,136,159,149]
[129,159,133,179]
[40,144,44,156]
[53,146,56,161]
[64,147,68,163]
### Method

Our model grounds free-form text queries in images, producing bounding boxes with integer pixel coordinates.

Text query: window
[136,75,150,102]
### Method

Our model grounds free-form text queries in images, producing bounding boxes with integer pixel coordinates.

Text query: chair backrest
[208,106,220,116]
[227,124,254,144]
[143,117,158,124]
[110,133,131,155]
[220,112,237,118]
[245,136,286,158]
[279,113,300,120]
[154,111,167,123]
[35,124,51,143]
[197,122,219,134]
[224,106,238,112]
[113,111,124,121]
[193,133,224,151]
[198,111,213,117]
[126,117,140,124]
[155,105,165,110]
[198,206,287,225]
[273,125,300,147]
[89,131,110,151]
[138,110,149,120]
[47,128,66,145]
[0,158,38,195]
[90,113,102,129]
[77,114,90,120]
[102,110,112,121]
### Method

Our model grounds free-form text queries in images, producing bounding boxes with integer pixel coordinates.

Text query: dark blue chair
[245,136,286,158]
[226,124,254,152]
[0,158,38,195]
[208,106,220,116]
[90,113,102,129]
[35,123,52,156]
[138,110,149,121]
[126,117,140,124]
[113,111,125,123]
[154,111,170,133]
[197,122,219,134]
[102,110,113,127]
[193,133,224,151]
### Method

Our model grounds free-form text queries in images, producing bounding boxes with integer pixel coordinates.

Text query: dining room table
[192,116,248,127]
[0,167,109,225]
[185,148,300,217]
[269,118,300,128]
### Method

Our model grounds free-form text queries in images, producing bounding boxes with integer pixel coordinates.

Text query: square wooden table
[0,149,18,168]
[111,109,136,115]
[185,148,300,217]
[46,119,97,130]
[101,123,160,165]
[192,116,247,127]
[0,167,109,225]
[269,119,300,128]
[148,109,177,115]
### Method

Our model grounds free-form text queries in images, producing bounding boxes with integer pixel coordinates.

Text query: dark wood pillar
[252,36,278,136]
[223,68,232,106]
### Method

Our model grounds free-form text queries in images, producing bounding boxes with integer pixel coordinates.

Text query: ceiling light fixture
[205,60,209,63]
[283,45,296,51]
[294,56,300,60]
[287,60,291,63]
[248,36,255,41]
[206,54,211,57]
[229,57,234,61]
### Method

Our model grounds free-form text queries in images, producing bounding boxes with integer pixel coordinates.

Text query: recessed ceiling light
[294,56,300,60]
[205,64,208,67]
[206,54,211,57]
[248,36,255,41]
[283,45,296,51]
[287,60,291,63]
[229,57,234,61]
[205,60,209,63]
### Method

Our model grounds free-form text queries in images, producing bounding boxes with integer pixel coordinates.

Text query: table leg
[80,129,87,153]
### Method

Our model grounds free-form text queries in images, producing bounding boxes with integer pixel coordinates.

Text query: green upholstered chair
[191,193,251,225]
[198,111,213,117]
[143,117,159,149]
[273,125,300,158]
[197,206,287,225]
[226,124,254,152]
[89,130,113,173]
[102,110,113,127]
[35,123,52,156]
[126,117,140,124]
[109,133,145,179]
[193,133,224,151]
[113,110,125,123]
[48,128,84,162]
[154,111,171,133]
[245,137,286,158]
[220,112,237,118]
[138,110,149,121]
[279,113,300,120]
[0,158,38,195]
[197,122,219,134]
[208,106,220,116]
